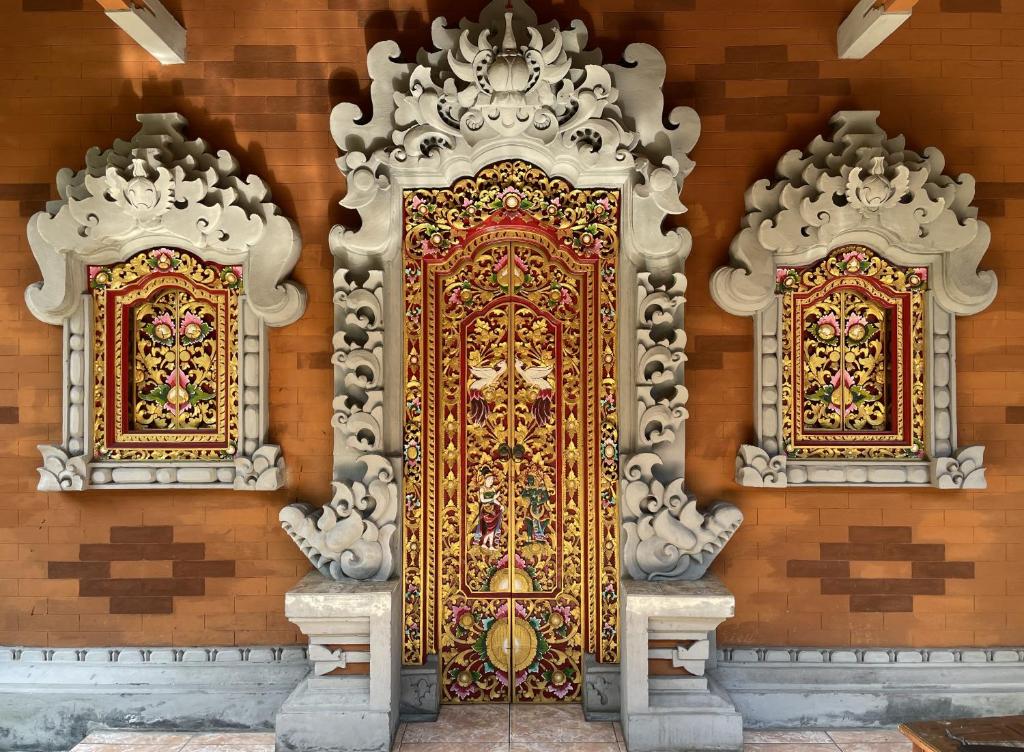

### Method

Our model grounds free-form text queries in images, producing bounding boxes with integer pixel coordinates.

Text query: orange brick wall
[1,0,1022,649]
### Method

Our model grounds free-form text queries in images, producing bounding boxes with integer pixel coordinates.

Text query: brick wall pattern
[0,0,1022,648]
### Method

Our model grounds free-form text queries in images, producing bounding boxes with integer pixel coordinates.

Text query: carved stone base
[621,577,742,752]
[400,656,440,722]
[583,655,621,721]
[275,573,400,752]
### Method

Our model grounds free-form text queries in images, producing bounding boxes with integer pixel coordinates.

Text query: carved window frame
[711,111,996,489]
[279,0,743,584]
[26,113,307,491]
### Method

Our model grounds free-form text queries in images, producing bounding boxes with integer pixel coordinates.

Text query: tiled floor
[67,707,915,752]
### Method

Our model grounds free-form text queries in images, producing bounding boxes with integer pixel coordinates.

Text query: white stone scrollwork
[25,113,307,491]
[281,0,740,583]
[36,445,87,492]
[734,446,787,488]
[621,454,743,581]
[280,456,398,582]
[711,110,996,489]
[234,445,286,491]
[932,446,987,490]
[281,266,399,581]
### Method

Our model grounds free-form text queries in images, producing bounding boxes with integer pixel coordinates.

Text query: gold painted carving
[402,161,619,704]
[779,245,926,459]
[91,248,241,461]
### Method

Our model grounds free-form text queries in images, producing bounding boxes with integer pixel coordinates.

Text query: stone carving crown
[25,113,307,492]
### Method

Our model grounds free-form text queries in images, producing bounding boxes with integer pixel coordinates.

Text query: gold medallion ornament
[402,161,620,704]
[91,248,241,461]
[778,245,927,460]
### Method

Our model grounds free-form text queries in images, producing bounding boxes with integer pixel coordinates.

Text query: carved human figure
[472,468,504,550]
[521,473,552,544]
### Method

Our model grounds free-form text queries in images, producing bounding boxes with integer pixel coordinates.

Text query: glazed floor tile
[401,705,511,744]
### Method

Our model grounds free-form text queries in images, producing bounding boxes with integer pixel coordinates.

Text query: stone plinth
[621,576,743,752]
[275,573,400,752]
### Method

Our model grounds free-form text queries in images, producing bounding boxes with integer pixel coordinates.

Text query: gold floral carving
[779,245,926,460]
[91,248,241,461]
[402,161,619,703]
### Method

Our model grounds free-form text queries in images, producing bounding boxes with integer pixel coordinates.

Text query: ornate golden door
[402,162,619,703]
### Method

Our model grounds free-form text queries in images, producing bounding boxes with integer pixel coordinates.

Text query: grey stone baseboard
[717,647,1024,729]
[0,647,310,752]
[4,644,1024,750]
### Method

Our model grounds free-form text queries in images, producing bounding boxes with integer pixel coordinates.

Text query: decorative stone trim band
[719,646,1024,665]
[0,646,308,664]
[716,645,1024,729]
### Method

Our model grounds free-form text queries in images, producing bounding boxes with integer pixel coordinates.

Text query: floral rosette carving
[90,248,241,462]
[779,245,926,460]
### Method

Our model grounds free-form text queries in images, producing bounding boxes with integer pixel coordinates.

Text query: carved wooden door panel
[402,162,619,704]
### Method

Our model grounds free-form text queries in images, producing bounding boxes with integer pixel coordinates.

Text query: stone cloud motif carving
[280,0,741,582]
[25,113,307,491]
[711,110,996,489]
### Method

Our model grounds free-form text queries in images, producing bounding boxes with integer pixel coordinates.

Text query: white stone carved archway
[279,0,742,584]
[25,113,307,491]
[711,111,996,489]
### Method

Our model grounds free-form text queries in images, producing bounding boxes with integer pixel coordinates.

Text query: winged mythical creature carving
[468,360,507,425]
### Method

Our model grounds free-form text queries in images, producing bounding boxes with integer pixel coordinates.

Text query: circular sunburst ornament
[817,323,836,341]
[489,567,533,593]
[580,231,594,247]
[503,193,521,211]
[486,616,538,674]
[548,611,564,630]
[456,670,474,687]
[847,323,866,341]
[459,612,474,629]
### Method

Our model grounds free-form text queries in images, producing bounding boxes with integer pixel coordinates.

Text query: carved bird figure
[515,358,554,425]
[468,361,507,425]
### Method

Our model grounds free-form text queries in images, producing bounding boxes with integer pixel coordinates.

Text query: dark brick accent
[22,0,82,9]
[849,526,911,544]
[0,407,17,424]
[602,12,665,29]
[787,560,850,578]
[725,45,788,63]
[298,352,333,369]
[695,335,749,353]
[725,114,788,132]
[110,526,174,544]
[0,183,49,201]
[821,578,945,596]
[79,543,203,561]
[1006,406,1024,423]
[204,62,271,79]
[234,45,297,62]
[687,351,724,370]
[234,114,298,132]
[977,182,1024,199]
[267,96,330,114]
[912,561,975,579]
[142,543,206,561]
[820,542,945,561]
[173,560,236,578]
[48,561,110,579]
[757,62,819,80]
[850,595,914,613]
[110,596,173,615]
[79,578,205,597]
[940,0,1001,10]
[789,526,974,614]
[79,544,145,561]
[788,78,851,97]
[975,199,1005,218]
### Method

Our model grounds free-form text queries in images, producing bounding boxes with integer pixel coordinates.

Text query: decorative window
[26,114,306,491]
[778,245,926,461]
[711,111,996,488]
[90,248,241,462]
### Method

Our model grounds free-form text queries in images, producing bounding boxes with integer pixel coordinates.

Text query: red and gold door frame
[402,161,619,703]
